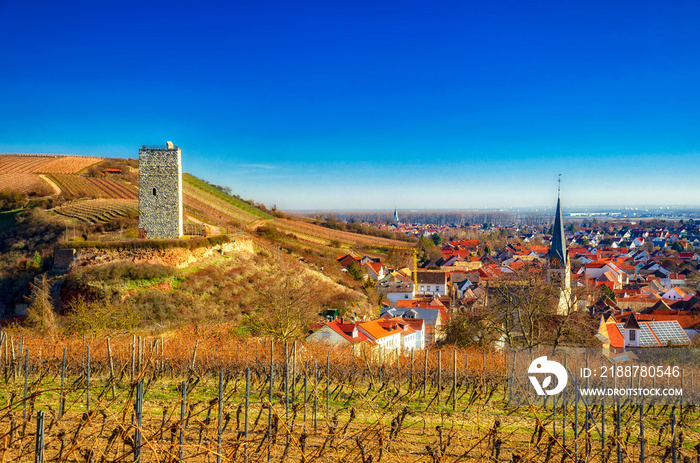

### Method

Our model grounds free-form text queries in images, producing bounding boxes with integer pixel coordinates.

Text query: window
[153,188,157,196]
[629,330,636,341]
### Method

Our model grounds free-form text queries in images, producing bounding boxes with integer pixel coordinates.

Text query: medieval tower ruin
[138,141,183,239]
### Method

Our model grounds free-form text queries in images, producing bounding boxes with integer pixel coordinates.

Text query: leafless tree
[26,275,57,335]
[463,265,596,350]
[250,267,323,341]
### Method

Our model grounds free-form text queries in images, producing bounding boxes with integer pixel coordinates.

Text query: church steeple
[548,176,567,268]
[393,207,399,223]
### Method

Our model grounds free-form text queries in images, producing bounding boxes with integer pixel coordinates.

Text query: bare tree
[443,310,499,348]
[26,275,57,335]
[250,268,323,341]
[471,265,595,350]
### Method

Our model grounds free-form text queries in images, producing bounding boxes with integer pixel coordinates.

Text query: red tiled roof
[396,298,445,309]
[510,261,527,271]
[326,321,370,344]
[365,261,384,274]
[586,262,607,268]
[359,320,397,340]
[606,321,624,348]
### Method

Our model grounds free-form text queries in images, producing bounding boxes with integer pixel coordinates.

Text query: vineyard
[183,174,273,223]
[273,218,411,248]
[48,175,137,200]
[0,329,697,462]
[183,194,247,232]
[53,199,138,223]
[0,174,51,195]
[0,155,102,175]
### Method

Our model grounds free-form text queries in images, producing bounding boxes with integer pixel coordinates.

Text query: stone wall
[138,144,183,239]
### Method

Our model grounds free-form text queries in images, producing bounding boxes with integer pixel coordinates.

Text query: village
[308,198,700,356]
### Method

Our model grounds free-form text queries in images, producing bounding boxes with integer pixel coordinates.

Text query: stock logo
[528,356,568,396]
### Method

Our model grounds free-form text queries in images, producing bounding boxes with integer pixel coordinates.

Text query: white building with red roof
[306,320,371,346]
[597,312,691,355]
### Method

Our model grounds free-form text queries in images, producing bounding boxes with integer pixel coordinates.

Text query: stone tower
[138,141,183,239]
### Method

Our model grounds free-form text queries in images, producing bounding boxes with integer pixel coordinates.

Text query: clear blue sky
[1,1,699,210]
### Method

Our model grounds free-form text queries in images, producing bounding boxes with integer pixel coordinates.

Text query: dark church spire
[393,207,399,223]
[548,175,567,268]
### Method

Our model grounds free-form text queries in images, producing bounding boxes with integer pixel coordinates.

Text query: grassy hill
[0,154,414,249]
[183,173,273,221]
[0,153,410,334]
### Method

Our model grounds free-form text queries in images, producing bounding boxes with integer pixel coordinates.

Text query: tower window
[153,188,157,196]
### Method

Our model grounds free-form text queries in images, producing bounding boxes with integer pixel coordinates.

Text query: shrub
[61,235,231,250]
[26,275,57,335]
[0,189,28,211]
[256,225,282,240]
[124,290,201,325]
[68,261,176,285]
[0,208,64,253]
[66,296,140,334]
[346,261,364,281]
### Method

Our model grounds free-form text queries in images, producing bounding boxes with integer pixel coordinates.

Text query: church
[547,185,572,315]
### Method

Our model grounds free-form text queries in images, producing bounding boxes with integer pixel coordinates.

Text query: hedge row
[60,235,231,250]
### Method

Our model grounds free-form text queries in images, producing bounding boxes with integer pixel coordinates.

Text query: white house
[363,261,386,280]
[662,287,687,301]
[630,237,645,249]
[306,321,371,346]
[585,262,628,286]
[358,319,403,356]
[416,271,448,296]
[377,281,415,306]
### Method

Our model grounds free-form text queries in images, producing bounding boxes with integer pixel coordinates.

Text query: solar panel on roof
[638,323,658,346]
[649,321,689,345]
[617,323,658,346]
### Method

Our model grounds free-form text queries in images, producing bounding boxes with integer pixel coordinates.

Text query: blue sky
[1,1,699,210]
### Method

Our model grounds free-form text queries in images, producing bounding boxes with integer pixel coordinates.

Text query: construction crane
[385,246,419,286]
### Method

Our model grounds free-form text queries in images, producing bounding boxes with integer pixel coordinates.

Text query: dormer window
[629,330,636,341]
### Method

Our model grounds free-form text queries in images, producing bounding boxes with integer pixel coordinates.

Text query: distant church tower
[547,177,571,314]
[138,141,183,239]
[393,207,399,223]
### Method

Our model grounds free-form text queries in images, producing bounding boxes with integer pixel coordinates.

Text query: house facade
[306,320,370,346]
[377,281,415,305]
[416,271,448,296]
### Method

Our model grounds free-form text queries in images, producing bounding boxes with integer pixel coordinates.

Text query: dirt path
[185,214,221,235]
[38,174,61,196]
[248,218,272,230]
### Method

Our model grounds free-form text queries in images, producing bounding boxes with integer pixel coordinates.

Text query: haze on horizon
[1,1,699,211]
